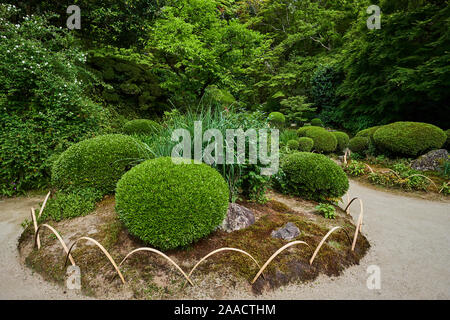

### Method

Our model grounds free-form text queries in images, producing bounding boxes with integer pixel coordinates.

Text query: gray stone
[271,222,300,240]
[220,203,255,233]
[411,149,448,171]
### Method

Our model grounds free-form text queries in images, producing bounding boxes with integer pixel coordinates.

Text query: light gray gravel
[0,180,449,300]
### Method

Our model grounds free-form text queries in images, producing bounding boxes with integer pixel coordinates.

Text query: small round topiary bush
[52,134,151,194]
[332,131,350,151]
[349,137,370,153]
[305,127,337,153]
[355,126,382,142]
[297,126,312,137]
[123,119,162,135]
[311,118,324,127]
[373,122,446,156]
[287,139,300,150]
[298,137,314,152]
[280,152,349,200]
[268,112,286,126]
[115,157,230,250]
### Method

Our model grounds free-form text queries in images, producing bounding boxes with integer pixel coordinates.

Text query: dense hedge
[123,119,162,135]
[305,127,337,153]
[297,126,312,137]
[268,112,286,126]
[332,132,350,151]
[115,157,229,250]
[445,129,450,150]
[298,137,314,152]
[373,122,446,156]
[349,137,369,153]
[287,140,300,150]
[280,152,349,201]
[311,118,324,127]
[52,134,151,194]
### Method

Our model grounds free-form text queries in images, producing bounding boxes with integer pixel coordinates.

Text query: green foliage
[349,137,370,153]
[278,152,349,201]
[136,106,269,202]
[315,203,336,219]
[440,182,449,196]
[287,140,300,150]
[0,6,105,196]
[279,96,316,125]
[305,127,337,153]
[368,162,431,191]
[445,129,450,150]
[39,189,103,222]
[123,119,162,135]
[280,129,299,146]
[338,2,450,131]
[115,157,229,250]
[345,161,367,177]
[297,126,313,137]
[268,112,286,126]
[332,131,350,152]
[298,137,314,152]
[311,118,324,127]
[355,126,383,143]
[373,122,446,157]
[51,134,151,195]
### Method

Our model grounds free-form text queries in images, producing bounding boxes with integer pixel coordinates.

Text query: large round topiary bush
[297,126,312,137]
[311,118,324,127]
[349,137,369,153]
[332,131,350,151]
[298,137,314,152]
[268,112,286,127]
[123,119,162,135]
[115,157,229,250]
[373,122,446,156]
[305,127,337,153]
[52,134,151,194]
[287,139,300,150]
[280,152,349,200]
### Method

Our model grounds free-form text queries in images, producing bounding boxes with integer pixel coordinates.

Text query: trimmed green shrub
[305,127,337,153]
[445,129,450,150]
[373,122,446,156]
[268,112,286,126]
[123,119,162,135]
[297,126,312,137]
[52,134,151,194]
[349,137,370,153]
[287,140,300,150]
[280,152,349,200]
[298,137,314,152]
[115,157,229,250]
[355,126,382,142]
[311,118,324,127]
[332,132,350,151]
[39,188,103,222]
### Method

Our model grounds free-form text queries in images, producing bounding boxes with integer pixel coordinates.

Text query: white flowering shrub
[0,5,106,195]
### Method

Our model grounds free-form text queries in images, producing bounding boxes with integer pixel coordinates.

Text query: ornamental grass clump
[115,157,230,250]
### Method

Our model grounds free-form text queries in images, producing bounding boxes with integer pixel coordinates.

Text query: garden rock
[271,222,300,240]
[411,149,448,171]
[220,203,255,232]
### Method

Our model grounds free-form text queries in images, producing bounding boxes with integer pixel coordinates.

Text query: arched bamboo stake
[185,248,262,287]
[365,164,374,174]
[64,237,125,284]
[34,224,75,266]
[38,191,51,218]
[387,169,401,179]
[406,174,438,190]
[251,241,309,284]
[351,200,364,251]
[119,247,193,286]
[30,208,40,249]
[344,197,359,214]
[309,227,342,265]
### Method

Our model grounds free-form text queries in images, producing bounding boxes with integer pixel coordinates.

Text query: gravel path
[0,181,449,300]
[0,195,84,300]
